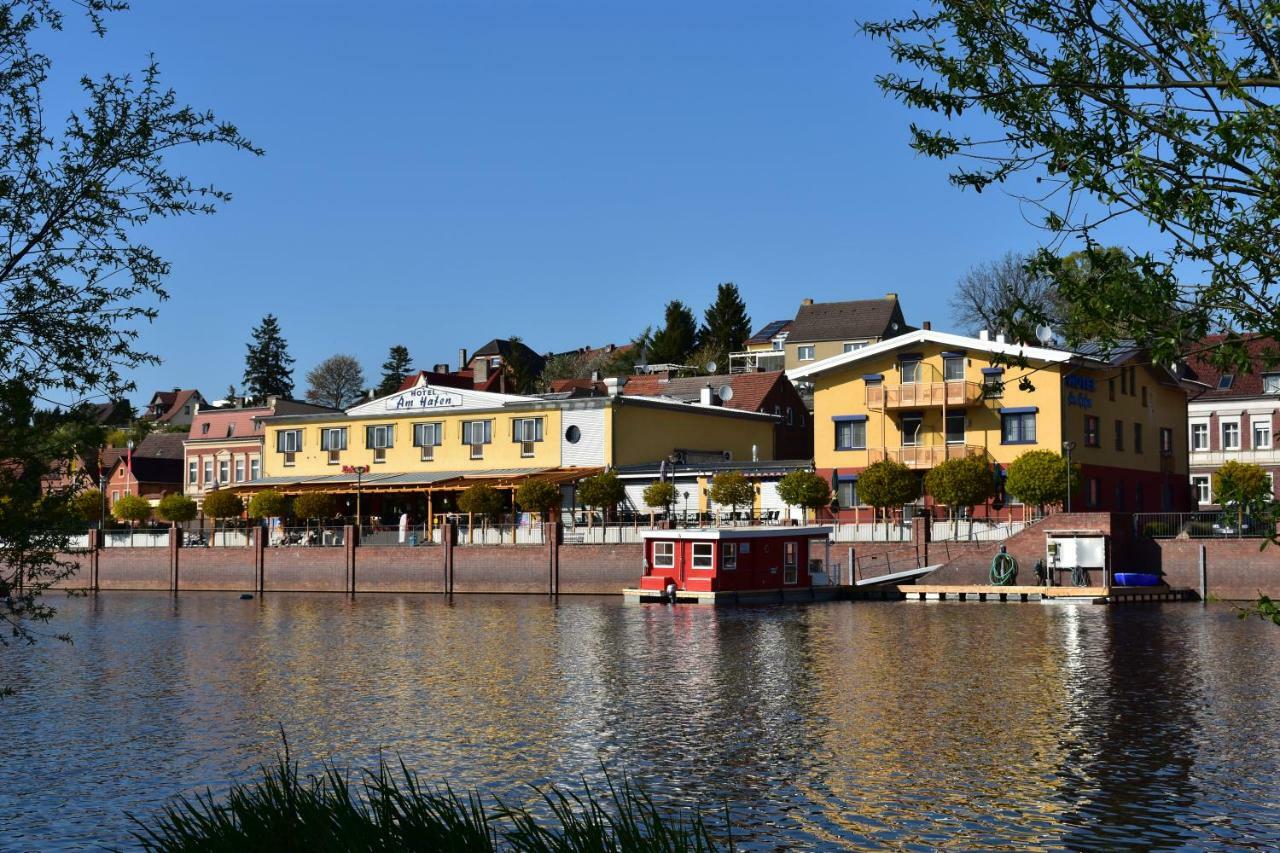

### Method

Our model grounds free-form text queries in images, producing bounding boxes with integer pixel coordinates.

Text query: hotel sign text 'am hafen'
[386,385,464,411]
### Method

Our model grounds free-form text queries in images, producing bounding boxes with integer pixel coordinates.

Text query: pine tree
[646,301,699,366]
[243,314,295,401]
[699,282,752,368]
[377,345,414,396]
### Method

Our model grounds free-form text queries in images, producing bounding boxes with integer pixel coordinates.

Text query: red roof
[1185,334,1280,400]
[621,371,789,414]
[146,388,203,423]
[187,407,270,441]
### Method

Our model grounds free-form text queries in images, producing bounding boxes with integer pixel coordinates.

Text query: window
[1160,427,1174,455]
[277,429,302,453]
[692,542,714,569]
[1134,423,1143,454]
[1108,378,1116,401]
[1191,475,1211,505]
[900,358,922,384]
[1120,369,1127,396]
[462,419,492,459]
[786,407,794,426]
[836,479,858,509]
[366,424,394,462]
[321,427,347,464]
[413,422,443,461]
[1223,421,1241,450]
[513,417,544,457]
[249,458,261,481]
[945,412,965,445]
[1114,482,1125,510]
[1001,410,1037,444]
[1128,366,1138,395]
[565,425,581,444]
[1085,477,1101,508]
[1218,374,1235,390]
[201,422,210,435]
[1264,374,1280,394]
[798,345,816,361]
[112,490,119,503]
[772,339,783,351]
[722,543,737,570]
[982,371,1004,399]
[187,460,197,484]
[943,357,965,382]
[1191,423,1208,451]
[1084,415,1100,447]
[842,341,867,353]
[1134,482,1144,511]
[783,541,798,585]
[1141,387,1148,407]
[218,459,230,484]
[835,418,866,450]
[1114,419,1124,451]
[653,541,674,569]
[1254,421,1272,450]
[234,457,245,482]
[227,423,236,437]
[203,459,214,483]
[901,414,923,446]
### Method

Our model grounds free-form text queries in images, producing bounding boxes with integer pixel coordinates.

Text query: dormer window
[1218,374,1234,390]
[201,423,210,435]
[1264,374,1280,394]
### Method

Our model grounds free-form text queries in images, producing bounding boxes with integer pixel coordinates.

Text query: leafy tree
[377,345,414,396]
[857,460,919,529]
[950,252,1059,338]
[457,484,505,520]
[112,494,152,526]
[225,384,238,405]
[247,490,288,520]
[708,472,755,520]
[201,490,244,522]
[646,301,699,366]
[71,489,104,524]
[642,481,678,517]
[862,1,1280,371]
[293,492,339,521]
[576,471,625,523]
[515,479,561,518]
[699,283,752,368]
[924,454,995,535]
[243,315,295,401]
[1005,450,1079,515]
[305,354,365,409]
[157,493,198,524]
[500,336,540,395]
[1213,460,1272,535]
[776,470,831,524]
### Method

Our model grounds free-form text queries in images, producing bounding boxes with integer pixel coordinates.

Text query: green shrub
[247,489,288,520]
[514,478,560,516]
[293,492,339,520]
[457,484,505,519]
[111,494,152,525]
[202,490,244,520]
[157,493,198,523]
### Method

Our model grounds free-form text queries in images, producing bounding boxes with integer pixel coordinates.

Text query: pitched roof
[619,371,790,414]
[186,400,340,442]
[472,338,545,367]
[396,369,475,393]
[92,399,132,425]
[746,320,792,345]
[1184,334,1280,400]
[145,388,203,423]
[111,454,182,484]
[136,432,187,460]
[787,328,1076,380]
[787,296,907,343]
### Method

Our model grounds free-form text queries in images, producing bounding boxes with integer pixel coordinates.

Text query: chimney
[604,377,623,397]
[700,385,715,406]
[590,370,602,382]
[884,292,897,300]
[458,348,468,371]
[995,332,1006,344]
[801,298,814,306]
[922,320,931,331]
[979,329,989,341]
[474,359,488,383]
[266,394,278,409]
[433,363,449,373]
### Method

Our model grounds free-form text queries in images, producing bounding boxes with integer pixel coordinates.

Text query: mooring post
[1199,544,1207,602]
[847,546,855,586]
[89,528,100,592]
[169,524,180,594]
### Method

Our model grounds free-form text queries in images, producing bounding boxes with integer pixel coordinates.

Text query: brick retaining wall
[558,544,641,594]
[264,547,347,592]
[179,547,256,592]
[356,544,445,593]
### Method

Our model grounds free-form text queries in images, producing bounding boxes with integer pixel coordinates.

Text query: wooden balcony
[865,381,986,410]
[866,444,987,469]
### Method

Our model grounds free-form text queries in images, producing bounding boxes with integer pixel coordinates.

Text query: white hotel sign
[386,386,463,410]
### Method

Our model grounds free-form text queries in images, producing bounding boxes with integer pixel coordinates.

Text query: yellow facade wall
[607,401,776,467]
[262,408,564,478]
[1059,363,1188,475]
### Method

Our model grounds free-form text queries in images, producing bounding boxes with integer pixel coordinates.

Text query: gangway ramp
[855,564,939,586]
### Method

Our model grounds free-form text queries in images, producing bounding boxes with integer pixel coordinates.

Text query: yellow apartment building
[788,329,1191,520]
[238,375,776,520]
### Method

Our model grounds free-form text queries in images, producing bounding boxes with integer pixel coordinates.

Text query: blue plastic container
[1113,572,1161,587]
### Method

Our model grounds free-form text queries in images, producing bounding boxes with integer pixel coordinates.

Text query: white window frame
[234,456,245,482]
[277,429,302,453]
[218,459,230,484]
[783,541,798,585]
[943,356,965,382]
[653,541,675,569]
[692,542,714,569]
[249,458,261,480]
[722,542,737,570]
[1264,374,1280,394]
[1191,422,1209,451]
[945,412,965,445]
[1222,420,1241,451]
[842,341,867,353]
[1191,475,1211,505]
[797,345,816,361]
[1253,421,1272,450]
[901,414,924,447]
[203,459,214,484]
[899,359,922,384]
[187,460,197,484]
[413,422,443,461]
[513,417,544,458]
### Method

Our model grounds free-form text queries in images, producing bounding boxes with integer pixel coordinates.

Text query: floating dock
[856,584,1196,604]
[623,586,842,605]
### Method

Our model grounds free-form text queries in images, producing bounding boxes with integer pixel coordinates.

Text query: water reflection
[2,594,1280,849]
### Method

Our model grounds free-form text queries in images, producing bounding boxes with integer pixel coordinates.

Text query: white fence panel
[104,530,170,548]
[929,520,1027,542]
[831,523,912,543]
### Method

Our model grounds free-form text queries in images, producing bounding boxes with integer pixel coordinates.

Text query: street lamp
[98,473,106,531]
[682,490,690,525]
[1062,441,1077,512]
[344,465,370,531]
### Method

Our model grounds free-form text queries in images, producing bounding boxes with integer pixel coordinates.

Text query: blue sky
[45,0,1157,403]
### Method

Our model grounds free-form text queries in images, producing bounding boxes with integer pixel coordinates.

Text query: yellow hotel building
[241,375,776,520]
[788,328,1191,520]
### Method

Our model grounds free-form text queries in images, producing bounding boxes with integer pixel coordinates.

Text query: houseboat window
[783,541,798,585]
[899,358,922,384]
[1084,415,1100,447]
[943,356,964,382]
[414,422,443,461]
[835,419,866,451]
[1191,423,1208,450]
[653,541,675,568]
[692,542,714,569]
[722,543,737,570]
[1001,411,1036,445]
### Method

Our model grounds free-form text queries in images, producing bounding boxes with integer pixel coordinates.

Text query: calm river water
[4,592,1280,850]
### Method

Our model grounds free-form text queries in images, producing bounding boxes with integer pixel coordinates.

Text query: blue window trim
[834,418,867,451]
[999,406,1039,414]
[1000,409,1038,445]
[832,415,868,423]
[941,351,967,358]
[861,373,884,382]
[897,353,923,361]
[981,367,1005,375]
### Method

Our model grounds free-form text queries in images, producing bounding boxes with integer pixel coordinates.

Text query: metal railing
[270,526,346,547]
[853,546,922,581]
[929,518,1028,542]
[831,522,912,543]
[1135,511,1275,539]
[866,444,985,469]
[866,380,985,409]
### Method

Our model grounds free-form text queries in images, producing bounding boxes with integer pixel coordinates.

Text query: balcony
[729,350,786,374]
[867,444,987,469]
[866,381,986,410]
[1189,447,1280,467]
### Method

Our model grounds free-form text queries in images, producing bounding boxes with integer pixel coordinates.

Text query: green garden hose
[990,553,1017,586]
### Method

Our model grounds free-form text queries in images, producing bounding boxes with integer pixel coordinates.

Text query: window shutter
[483,420,492,444]
[386,425,394,448]
[535,418,543,441]
[512,418,521,443]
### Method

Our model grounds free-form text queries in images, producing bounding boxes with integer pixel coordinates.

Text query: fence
[1135,511,1274,539]
[102,529,170,548]
[852,545,922,582]
[831,523,912,543]
[929,519,1028,542]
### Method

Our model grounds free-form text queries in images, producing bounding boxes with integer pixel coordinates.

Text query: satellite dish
[705,361,718,374]
[718,384,734,401]
[1035,324,1055,345]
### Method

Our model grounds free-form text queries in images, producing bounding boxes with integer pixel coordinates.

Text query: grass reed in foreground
[129,748,729,852]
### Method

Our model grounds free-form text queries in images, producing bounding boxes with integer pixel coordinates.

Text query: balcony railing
[728,350,786,374]
[1188,447,1280,466]
[866,444,986,469]
[866,381,986,409]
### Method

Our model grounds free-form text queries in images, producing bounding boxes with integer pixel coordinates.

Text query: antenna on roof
[705,360,718,374]
[718,384,734,402]
[1035,324,1055,345]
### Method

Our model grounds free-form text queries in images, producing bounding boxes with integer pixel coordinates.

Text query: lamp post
[98,473,106,531]
[1062,441,1077,512]
[344,465,370,530]
[683,491,690,525]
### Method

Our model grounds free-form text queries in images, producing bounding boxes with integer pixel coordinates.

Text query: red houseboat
[626,526,836,604]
